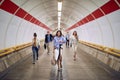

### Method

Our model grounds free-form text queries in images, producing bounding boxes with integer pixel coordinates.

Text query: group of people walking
[31,30,79,70]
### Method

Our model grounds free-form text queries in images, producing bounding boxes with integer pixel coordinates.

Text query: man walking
[65,32,70,48]
[45,31,53,54]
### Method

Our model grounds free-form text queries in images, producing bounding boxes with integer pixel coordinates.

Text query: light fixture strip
[58,1,62,30]
[58,11,61,17]
[58,2,62,11]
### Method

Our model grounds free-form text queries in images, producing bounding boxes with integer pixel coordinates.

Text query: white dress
[71,35,78,52]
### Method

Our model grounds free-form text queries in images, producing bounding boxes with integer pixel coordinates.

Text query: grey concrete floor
[1,45,120,80]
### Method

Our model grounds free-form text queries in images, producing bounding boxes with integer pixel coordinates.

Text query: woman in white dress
[71,31,79,61]
[53,30,66,70]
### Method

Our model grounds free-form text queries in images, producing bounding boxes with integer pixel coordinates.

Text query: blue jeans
[32,46,38,63]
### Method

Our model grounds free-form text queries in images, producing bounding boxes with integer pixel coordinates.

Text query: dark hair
[73,31,77,36]
[73,31,78,40]
[56,30,62,37]
[33,33,37,37]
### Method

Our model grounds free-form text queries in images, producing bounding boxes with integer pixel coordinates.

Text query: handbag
[51,58,56,65]
[44,43,46,49]
[51,55,56,65]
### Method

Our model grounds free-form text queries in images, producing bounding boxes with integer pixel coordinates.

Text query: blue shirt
[47,35,51,42]
[66,34,70,40]
[54,36,66,49]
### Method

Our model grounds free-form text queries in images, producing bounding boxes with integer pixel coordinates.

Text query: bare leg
[73,45,77,61]
[57,59,60,70]
[74,52,76,61]
[60,55,62,68]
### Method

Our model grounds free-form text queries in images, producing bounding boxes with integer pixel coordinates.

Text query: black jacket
[45,34,53,43]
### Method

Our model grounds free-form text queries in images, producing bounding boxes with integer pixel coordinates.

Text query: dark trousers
[66,39,69,47]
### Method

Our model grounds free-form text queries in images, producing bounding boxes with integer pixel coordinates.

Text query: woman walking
[32,33,40,64]
[71,31,79,61]
[53,30,66,70]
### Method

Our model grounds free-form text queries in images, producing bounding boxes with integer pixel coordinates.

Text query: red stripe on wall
[82,18,88,24]
[35,20,39,25]
[86,14,94,22]
[101,0,119,15]
[66,0,120,31]
[78,21,82,26]
[92,9,104,18]
[24,14,32,21]
[15,8,27,18]
[37,21,41,25]
[0,0,52,31]
[70,23,79,30]
[81,20,85,24]
[117,0,120,5]
[37,21,40,25]
[40,23,43,27]
[30,18,36,23]
[0,0,3,2]
[0,0,19,14]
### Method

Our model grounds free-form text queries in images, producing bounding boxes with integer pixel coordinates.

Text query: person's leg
[57,59,60,70]
[70,42,72,47]
[72,44,76,60]
[67,40,69,47]
[60,55,62,68]
[32,47,36,64]
[74,52,76,61]
[66,39,67,47]
[74,45,77,61]
[35,47,39,60]
[68,40,69,47]
[48,43,50,54]
[59,48,62,68]
[46,43,49,54]
[57,52,61,70]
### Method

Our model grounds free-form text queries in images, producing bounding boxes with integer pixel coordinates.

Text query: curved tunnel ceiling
[0,0,120,50]
[11,0,109,30]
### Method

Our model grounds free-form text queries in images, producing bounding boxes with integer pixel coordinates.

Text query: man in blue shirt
[65,32,70,48]
[45,31,53,54]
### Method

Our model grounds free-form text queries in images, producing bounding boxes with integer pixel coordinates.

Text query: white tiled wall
[74,10,120,49]
[0,10,47,50]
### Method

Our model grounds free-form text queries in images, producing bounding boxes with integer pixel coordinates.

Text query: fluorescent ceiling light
[58,19,61,23]
[58,20,60,23]
[58,1,62,30]
[58,2,62,11]
[58,22,60,30]
[58,12,61,17]
[58,17,61,20]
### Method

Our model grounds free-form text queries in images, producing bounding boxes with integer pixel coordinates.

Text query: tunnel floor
[1,45,120,80]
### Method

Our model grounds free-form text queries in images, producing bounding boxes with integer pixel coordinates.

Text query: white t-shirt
[32,38,40,48]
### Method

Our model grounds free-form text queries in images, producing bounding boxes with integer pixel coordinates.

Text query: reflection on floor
[1,45,120,80]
